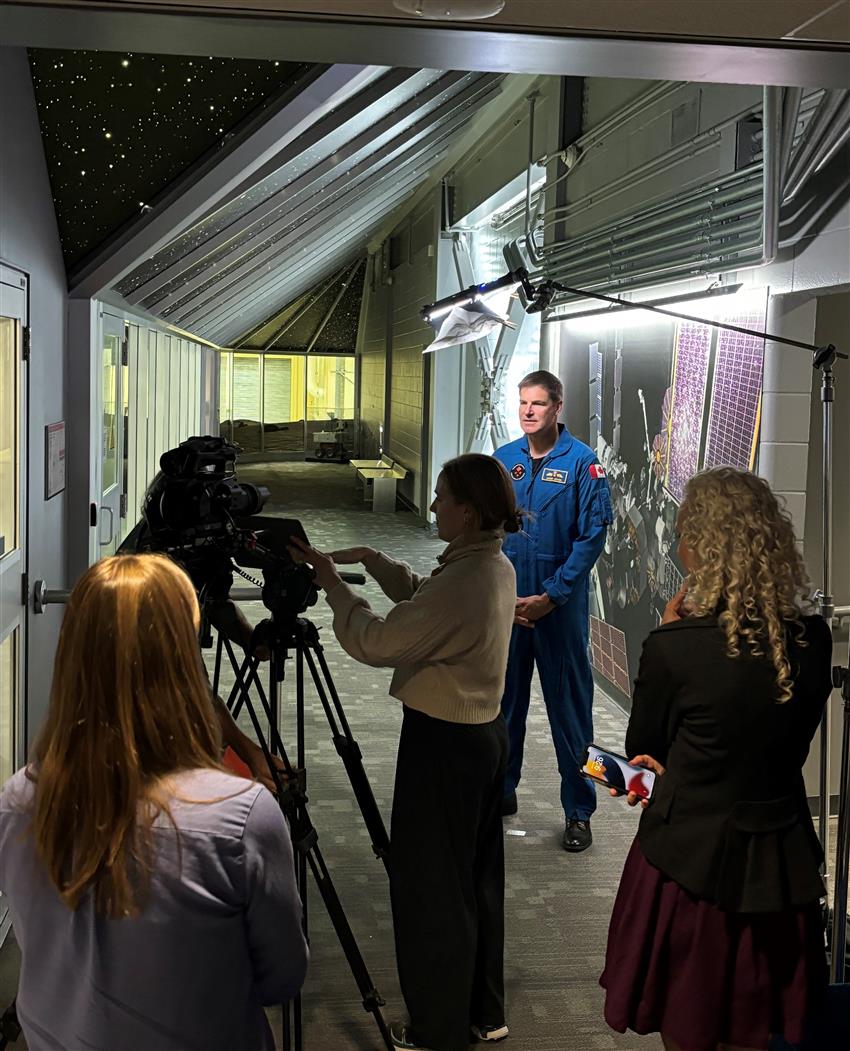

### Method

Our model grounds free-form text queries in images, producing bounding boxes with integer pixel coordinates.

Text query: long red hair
[30,554,222,917]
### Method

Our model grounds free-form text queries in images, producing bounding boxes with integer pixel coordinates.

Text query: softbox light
[424,297,514,353]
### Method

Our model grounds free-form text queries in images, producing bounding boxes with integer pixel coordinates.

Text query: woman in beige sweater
[290,454,519,1051]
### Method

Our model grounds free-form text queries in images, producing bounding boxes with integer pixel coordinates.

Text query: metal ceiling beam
[213,67,446,210]
[65,64,384,299]
[190,164,445,341]
[140,76,499,315]
[159,89,496,325]
[117,66,420,305]
[3,4,849,88]
[124,70,476,307]
[203,169,444,343]
[166,111,477,333]
[363,70,540,253]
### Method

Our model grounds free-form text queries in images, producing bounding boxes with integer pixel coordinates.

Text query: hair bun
[503,512,523,534]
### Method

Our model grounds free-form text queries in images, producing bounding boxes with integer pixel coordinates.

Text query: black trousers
[389,706,508,1051]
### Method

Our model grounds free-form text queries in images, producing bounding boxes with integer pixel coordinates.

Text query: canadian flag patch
[589,464,606,479]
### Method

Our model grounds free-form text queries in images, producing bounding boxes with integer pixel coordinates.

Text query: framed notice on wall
[45,421,66,499]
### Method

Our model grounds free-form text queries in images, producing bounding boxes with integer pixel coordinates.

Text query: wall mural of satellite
[571,289,768,706]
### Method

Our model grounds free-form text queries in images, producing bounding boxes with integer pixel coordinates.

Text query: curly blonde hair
[679,468,811,702]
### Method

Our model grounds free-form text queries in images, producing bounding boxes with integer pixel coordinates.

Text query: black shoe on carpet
[562,818,592,852]
[501,791,518,817]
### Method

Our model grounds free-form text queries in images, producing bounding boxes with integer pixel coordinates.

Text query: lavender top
[0,767,308,1051]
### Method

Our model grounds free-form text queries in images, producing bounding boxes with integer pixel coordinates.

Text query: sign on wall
[45,421,66,499]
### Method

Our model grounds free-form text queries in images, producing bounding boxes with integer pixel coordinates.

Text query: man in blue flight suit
[494,370,612,852]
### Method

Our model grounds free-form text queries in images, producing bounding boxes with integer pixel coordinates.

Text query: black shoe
[563,818,592,852]
[501,791,518,817]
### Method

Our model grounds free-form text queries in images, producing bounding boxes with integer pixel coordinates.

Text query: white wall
[0,46,69,742]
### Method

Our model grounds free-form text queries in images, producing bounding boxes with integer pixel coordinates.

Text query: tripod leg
[295,827,393,1051]
[212,631,224,700]
[302,642,391,870]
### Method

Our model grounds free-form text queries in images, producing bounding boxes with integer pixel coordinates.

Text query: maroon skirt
[601,839,827,1051]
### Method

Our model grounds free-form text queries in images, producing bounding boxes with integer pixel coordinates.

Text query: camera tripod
[208,601,393,1051]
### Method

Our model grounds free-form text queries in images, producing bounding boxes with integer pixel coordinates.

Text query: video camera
[144,435,269,543]
[129,435,319,621]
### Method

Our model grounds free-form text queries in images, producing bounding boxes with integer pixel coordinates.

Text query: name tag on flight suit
[540,468,568,484]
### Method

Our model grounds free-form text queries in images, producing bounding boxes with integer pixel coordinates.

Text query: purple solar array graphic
[590,616,631,695]
[703,305,766,472]
[665,321,711,502]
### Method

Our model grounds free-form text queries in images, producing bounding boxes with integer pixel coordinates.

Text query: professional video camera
[142,434,267,549]
[127,435,318,621]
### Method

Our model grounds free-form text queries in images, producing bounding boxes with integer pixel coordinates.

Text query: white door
[98,313,125,556]
[0,265,28,942]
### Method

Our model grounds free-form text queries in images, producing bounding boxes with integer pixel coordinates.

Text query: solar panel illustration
[660,554,684,604]
[665,321,711,502]
[590,616,631,695]
[703,307,766,471]
[589,344,603,448]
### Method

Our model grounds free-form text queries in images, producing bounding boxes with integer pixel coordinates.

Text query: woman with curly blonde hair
[601,467,832,1051]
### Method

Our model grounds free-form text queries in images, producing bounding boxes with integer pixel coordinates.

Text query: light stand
[423,268,850,979]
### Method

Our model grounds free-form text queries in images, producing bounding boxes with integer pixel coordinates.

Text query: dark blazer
[628,613,832,913]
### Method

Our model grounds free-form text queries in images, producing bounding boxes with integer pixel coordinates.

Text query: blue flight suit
[494,426,613,820]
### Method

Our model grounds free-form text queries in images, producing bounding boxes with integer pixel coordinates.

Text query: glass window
[264,355,306,423]
[168,338,181,447]
[154,334,171,465]
[232,353,261,452]
[190,345,201,438]
[181,344,192,440]
[145,331,159,494]
[102,333,120,493]
[306,355,355,421]
[0,629,17,784]
[0,319,19,559]
[219,351,232,441]
[122,330,130,520]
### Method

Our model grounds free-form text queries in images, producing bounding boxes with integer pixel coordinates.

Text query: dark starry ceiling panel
[240,260,366,353]
[28,49,310,270]
[111,67,506,347]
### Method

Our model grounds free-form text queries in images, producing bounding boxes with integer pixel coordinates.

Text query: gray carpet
[0,461,662,1050]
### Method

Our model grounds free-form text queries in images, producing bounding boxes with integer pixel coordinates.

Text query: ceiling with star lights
[26,50,508,346]
[239,260,366,353]
[28,49,310,269]
[113,66,505,346]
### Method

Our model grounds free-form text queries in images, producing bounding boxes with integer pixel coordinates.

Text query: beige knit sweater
[324,531,517,724]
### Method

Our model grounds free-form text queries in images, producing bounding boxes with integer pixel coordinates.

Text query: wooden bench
[350,456,408,512]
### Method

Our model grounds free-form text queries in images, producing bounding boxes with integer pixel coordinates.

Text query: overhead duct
[512,84,850,312]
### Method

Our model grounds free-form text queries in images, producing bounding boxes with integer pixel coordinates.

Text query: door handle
[99,506,115,547]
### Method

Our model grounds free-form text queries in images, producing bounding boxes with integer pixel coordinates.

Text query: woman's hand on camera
[327,546,376,565]
[610,753,666,809]
[287,537,341,591]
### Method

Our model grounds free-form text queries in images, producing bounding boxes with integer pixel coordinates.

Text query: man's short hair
[519,370,563,403]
